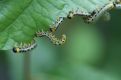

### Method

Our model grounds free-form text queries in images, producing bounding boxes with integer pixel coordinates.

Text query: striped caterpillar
[86,0,121,23]
[13,40,37,53]
[36,30,66,45]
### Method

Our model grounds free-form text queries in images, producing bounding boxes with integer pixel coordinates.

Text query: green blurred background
[0,10,121,80]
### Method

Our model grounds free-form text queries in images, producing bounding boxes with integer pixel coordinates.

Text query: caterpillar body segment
[67,8,90,19]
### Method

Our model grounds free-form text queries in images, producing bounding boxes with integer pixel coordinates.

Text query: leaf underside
[0,0,115,50]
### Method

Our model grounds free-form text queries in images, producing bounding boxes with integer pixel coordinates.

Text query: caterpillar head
[50,27,57,32]
[67,11,74,19]
[13,47,20,53]
[61,34,66,44]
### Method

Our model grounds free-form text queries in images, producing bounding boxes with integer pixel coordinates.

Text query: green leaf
[0,0,115,50]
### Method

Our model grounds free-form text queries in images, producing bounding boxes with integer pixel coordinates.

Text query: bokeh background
[0,9,121,80]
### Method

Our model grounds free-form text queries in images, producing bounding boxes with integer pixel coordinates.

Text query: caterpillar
[67,8,90,19]
[36,30,66,45]
[50,17,65,32]
[86,0,121,23]
[13,40,37,53]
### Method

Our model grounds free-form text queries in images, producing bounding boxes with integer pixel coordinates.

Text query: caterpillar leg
[36,30,66,45]
[13,39,37,53]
